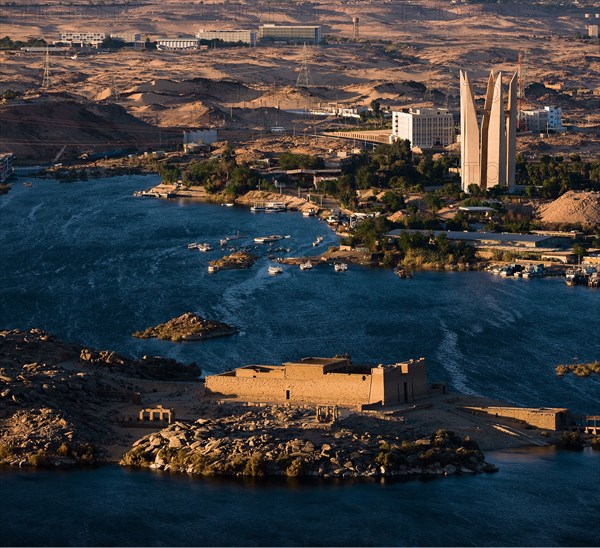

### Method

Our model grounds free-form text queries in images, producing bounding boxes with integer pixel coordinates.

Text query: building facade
[196,29,256,46]
[58,31,107,47]
[391,108,454,149]
[460,70,518,193]
[205,356,429,407]
[519,106,563,133]
[258,25,321,45]
[156,38,199,50]
[0,153,14,183]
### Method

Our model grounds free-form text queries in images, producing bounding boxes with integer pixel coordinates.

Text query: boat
[197,242,213,252]
[250,204,266,212]
[207,265,219,273]
[589,272,599,288]
[312,235,324,247]
[334,262,348,272]
[268,265,283,275]
[299,261,313,270]
[187,243,199,250]
[221,203,234,207]
[254,235,284,244]
[23,181,32,187]
[303,208,315,217]
[265,202,287,213]
[219,238,230,247]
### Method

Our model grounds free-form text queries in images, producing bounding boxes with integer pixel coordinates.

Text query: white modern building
[258,25,321,45]
[519,106,563,133]
[156,37,199,50]
[109,32,142,44]
[391,108,454,149]
[196,29,256,47]
[58,31,107,47]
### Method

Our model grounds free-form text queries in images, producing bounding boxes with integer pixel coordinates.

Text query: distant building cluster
[51,25,322,51]
[391,108,455,149]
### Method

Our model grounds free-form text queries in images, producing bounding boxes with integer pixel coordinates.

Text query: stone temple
[460,70,517,193]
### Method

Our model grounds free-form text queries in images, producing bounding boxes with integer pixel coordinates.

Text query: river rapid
[0,175,599,546]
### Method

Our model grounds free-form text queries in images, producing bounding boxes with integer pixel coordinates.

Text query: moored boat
[299,261,313,270]
[197,242,213,252]
[207,265,219,273]
[334,262,348,272]
[268,265,283,275]
[254,235,284,244]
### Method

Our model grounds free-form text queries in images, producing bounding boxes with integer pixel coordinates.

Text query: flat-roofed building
[258,25,321,45]
[519,106,563,133]
[0,153,14,183]
[156,37,199,50]
[196,29,256,46]
[205,356,429,407]
[391,108,454,149]
[58,31,107,47]
[109,32,142,44]
[386,229,573,249]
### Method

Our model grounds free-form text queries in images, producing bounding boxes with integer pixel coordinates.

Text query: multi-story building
[196,29,256,47]
[258,25,321,45]
[109,32,142,44]
[156,37,199,50]
[391,108,454,149]
[58,31,107,47]
[0,153,14,183]
[519,106,563,133]
[588,24,599,38]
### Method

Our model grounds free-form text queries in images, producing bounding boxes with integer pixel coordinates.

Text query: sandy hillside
[537,191,600,227]
[0,0,598,161]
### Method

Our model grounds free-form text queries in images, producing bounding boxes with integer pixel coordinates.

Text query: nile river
[0,175,599,546]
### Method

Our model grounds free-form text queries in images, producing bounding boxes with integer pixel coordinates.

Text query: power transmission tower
[296,44,312,88]
[41,46,51,89]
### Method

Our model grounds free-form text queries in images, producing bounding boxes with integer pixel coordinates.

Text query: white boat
[251,204,266,212]
[303,208,315,217]
[268,265,283,275]
[265,201,287,212]
[334,262,348,272]
[187,242,198,250]
[299,261,313,270]
[221,203,234,207]
[312,235,324,247]
[254,235,283,244]
[219,238,230,247]
[207,265,219,273]
[197,242,213,252]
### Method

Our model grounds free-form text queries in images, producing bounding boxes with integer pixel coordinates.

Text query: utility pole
[41,46,51,89]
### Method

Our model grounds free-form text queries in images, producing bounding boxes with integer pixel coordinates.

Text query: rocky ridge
[0,329,200,466]
[121,406,498,480]
[132,312,239,342]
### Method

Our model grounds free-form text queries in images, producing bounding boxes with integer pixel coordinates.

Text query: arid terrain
[1,0,599,163]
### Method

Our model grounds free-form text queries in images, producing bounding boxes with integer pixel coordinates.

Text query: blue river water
[1,175,599,546]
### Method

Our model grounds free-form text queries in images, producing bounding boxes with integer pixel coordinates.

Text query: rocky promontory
[209,251,256,270]
[0,328,200,466]
[132,312,238,342]
[121,405,498,480]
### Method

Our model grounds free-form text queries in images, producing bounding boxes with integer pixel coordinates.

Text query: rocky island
[209,251,256,271]
[132,312,239,342]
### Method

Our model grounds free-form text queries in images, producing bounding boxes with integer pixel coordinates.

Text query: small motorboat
[299,261,313,270]
[221,203,234,207]
[207,265,219,273]
[219,238,230,247]
[334,262,348,272]
[187,242,199,250]
[268,265,283,275]
[197,243,213,252]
